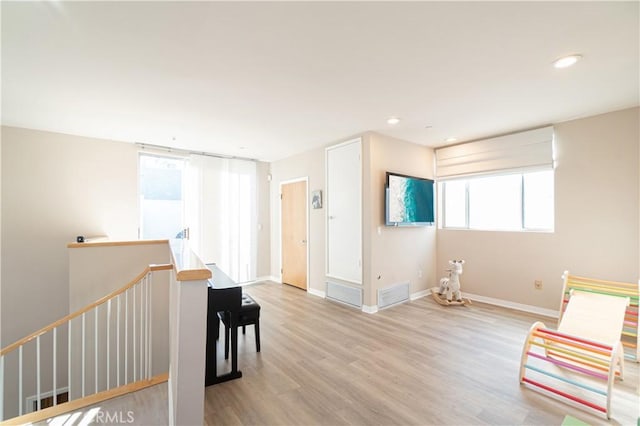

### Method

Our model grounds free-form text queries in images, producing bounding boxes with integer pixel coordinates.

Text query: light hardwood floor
[205,282,638,426]
[35,281,639,425]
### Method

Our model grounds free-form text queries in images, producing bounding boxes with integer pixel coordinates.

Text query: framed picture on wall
[311,190,322,209]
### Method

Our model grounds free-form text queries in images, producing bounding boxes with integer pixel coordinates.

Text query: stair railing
[0,263,173,422]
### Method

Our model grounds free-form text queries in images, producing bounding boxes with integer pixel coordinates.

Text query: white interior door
[326,139,362,284]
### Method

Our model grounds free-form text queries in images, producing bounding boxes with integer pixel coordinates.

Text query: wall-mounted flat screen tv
[385,172,435,226]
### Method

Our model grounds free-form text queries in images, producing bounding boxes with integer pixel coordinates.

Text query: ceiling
[2,2,638,162]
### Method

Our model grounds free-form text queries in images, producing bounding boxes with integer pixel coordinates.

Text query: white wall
[1,126,139,349]
[0,127,139,419]
[437,107,639,311]
[1,126,272,351]
[68,241,171,310]
[67,241,171,401]
[366,132,437,307]
[256,162,271,279]
[270,133,437,308]
[270,144,327,294]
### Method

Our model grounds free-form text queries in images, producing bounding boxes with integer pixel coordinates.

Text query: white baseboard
[410,289,431,300]
[463,292,559,318]
[361,304,378,314]
[308,287,325,298]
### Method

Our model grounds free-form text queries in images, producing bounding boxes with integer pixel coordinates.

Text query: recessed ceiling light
[387,117,400,125]
[553,54,583,69]
[445,137,457,143]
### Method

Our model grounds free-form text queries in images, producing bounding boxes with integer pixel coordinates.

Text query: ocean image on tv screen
[388,174,434,224]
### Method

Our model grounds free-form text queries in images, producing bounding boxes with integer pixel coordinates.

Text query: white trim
[410,289,431,300]
[463,292,559,318]
[361,305,378,314]
[279,177,310,291]
[308,288,326,298]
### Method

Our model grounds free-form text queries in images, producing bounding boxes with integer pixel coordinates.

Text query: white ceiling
[2,2,638,162]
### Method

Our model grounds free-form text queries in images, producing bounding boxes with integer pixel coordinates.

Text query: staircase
[1,239,212,425]
[0,264,172,424]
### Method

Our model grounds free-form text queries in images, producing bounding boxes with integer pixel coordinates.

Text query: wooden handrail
[170,239,212,281]
[0,263,173,356]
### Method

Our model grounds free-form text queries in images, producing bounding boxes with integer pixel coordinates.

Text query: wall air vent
[378,282,410,309]
[326,281,362,308]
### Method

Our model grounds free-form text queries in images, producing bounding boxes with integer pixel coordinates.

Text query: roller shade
[435,126,554,179]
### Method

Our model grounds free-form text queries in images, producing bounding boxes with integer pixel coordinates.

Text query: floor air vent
[326,281,362,307]
[378,282,410,309]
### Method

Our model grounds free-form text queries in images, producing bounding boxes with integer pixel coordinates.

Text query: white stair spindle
[117,295,121,387]
[107,299,111,389]
[53,327,57,406]
[82,312,86,398]
[0,354,4,421]
[0,355,4,420]
[149,273,153,377]
[140,277,144,379]
[18,346,22,415]
[67,321,71,405]
[36,336,41,411]
[95,306,99,393]
[125,289,128,384]
[133,284,136,381]
[145,275,150,378]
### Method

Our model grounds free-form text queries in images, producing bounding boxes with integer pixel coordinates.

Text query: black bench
[218,293,261,359]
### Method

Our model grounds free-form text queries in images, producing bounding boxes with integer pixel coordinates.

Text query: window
[139,152,258,283]
[441,169,554,231]
[139,154,186,240]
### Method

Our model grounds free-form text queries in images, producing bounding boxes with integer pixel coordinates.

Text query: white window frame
[440,169,554,232]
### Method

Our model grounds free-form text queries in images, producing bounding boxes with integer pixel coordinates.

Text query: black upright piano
[205,264,243,386]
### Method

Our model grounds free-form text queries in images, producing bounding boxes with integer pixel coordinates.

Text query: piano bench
[218,293,261,359]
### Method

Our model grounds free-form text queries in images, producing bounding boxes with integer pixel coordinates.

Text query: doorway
[280,179,308,290]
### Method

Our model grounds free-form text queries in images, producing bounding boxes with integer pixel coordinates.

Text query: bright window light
[443,180,467,228]
[469,174,521,231]
[524,170,554,230]
[441,169,554,232]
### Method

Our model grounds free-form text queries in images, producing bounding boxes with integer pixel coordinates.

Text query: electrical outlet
[418,269,423,278]
[534,280,543,290]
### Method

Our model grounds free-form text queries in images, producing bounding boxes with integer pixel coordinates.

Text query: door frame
[279,177,309,289]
